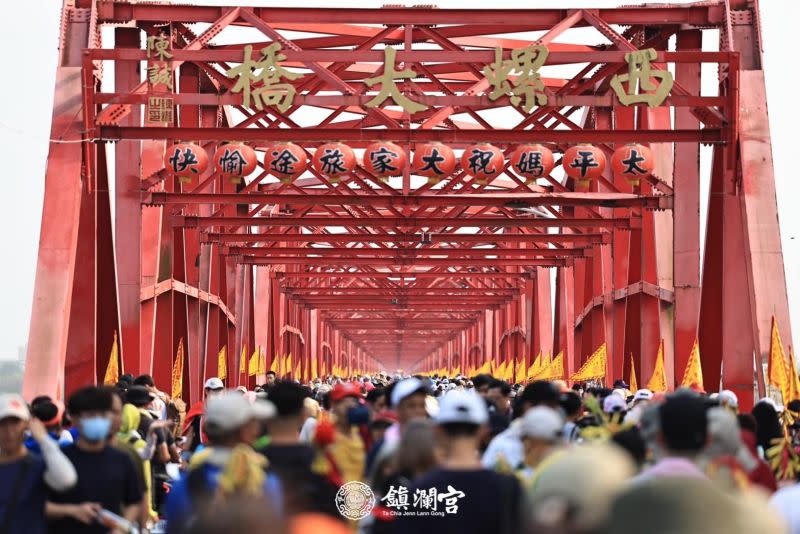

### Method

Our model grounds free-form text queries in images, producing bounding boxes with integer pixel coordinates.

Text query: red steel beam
[204,232,608,245]
[227,246,586,258]
[146,192,670,210]
[102,126,722,144]
[177,215,637,229]
[95,4,723,27]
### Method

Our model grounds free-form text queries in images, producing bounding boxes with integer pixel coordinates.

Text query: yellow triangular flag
[218,346,227,380]
[514,355,525,383]
[570,343,607,383]
[787,347,800,403]
[258,348,266,375]
[285,354,293,377]
[477,360,491,375]
[680,338,703,390]
[240,345,247,374]
[103,331,120,385]
[496,360,507,380]
[248,349,259,376]
[294,358,301,380]
[527,353,542,381]
[629,353,638,392]
[646,340,667,392]
[453,366,460,377]
[538,352,564,381]
[770,317,791,402]
[311,356,318,380]
[172,338,184,399]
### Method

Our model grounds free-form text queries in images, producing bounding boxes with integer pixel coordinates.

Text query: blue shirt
[165,461,282,534]
[25,431,72,454]
[0,453,48,534]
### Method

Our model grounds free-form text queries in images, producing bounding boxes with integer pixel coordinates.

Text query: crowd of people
[3,370,800,533]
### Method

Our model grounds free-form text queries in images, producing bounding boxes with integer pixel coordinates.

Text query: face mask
[80,416,111,442]
[346,405,371,426]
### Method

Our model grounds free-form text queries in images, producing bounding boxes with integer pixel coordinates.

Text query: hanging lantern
[164,143,208,184]
[611,143,654,187]
[412,143,456,184]
[363,142,407,181]
[460,143,505,184]
[563,144,606,188]
[213,143,257,184]
[264,142,308,183]
[509,144,555,182]
[312,142,356,183]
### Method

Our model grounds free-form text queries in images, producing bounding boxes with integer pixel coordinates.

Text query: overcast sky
[2,0,798,361]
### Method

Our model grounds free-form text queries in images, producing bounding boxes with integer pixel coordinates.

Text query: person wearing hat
[516,406,566,491]
[0,394,76,534]
[383,378,429,445]
[528,444,635,533]
[311,382,367,486]
[182,377,226,452]
[396,391,525,534]
[47,386,144,533]
[365,378,429,474]
[482,380,561,472]
[25,397,72,454]
[165,392,279,533]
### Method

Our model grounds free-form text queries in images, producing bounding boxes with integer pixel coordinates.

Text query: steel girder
[23,1,789,410]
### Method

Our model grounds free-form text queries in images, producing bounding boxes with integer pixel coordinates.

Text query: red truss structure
[26,0,790,409]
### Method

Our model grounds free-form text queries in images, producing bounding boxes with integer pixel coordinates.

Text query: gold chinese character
[364,47,427,114]
[146,35,173,62]
[148,64,173,90]
[226,43,303,113]
[610,48,673,107]
[483,45,549,112]
[147,96,174,123]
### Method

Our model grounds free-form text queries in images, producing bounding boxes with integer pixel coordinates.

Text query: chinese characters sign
[610,48,673,107]
[226,43,303,112]
[484,45,549,112]
[145,34,174,123]
[219,42,674,115]
[381,484,466,516]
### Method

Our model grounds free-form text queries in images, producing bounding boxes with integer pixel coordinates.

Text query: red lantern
[563,144,606,188]
[165,143,208,184]
[611,144,654,187]
[213,143,257,184]
[312,142,356,183]
[413,143,456,184]
[364,142,407,181]
[264,142,308,183]
[460,144,505,184]
[509,144,555,182]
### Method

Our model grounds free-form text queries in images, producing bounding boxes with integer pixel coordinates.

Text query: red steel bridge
[25,0,790,409]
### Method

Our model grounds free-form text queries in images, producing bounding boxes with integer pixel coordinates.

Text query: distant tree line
[0,360,23,393]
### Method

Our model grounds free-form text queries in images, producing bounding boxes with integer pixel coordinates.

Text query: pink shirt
[637,457,707,481]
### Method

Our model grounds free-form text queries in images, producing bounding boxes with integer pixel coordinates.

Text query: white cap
[435,390,488,425]
[633,389,653,402]
[204,377,224,390]
[0,394,29,421]
[204,392,276,434]
[758,397,784,413]
[390,378,428,407]
[718,389,739,409]
[603,394,627,414]
[520,406,564,442]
